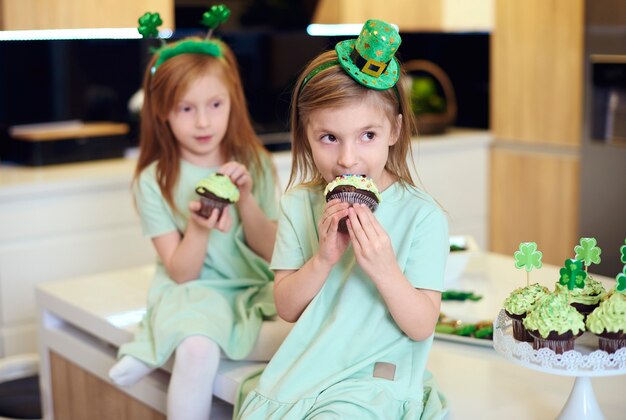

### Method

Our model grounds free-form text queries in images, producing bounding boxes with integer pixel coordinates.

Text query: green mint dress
[118,157,278,366]
[237,182,449,419]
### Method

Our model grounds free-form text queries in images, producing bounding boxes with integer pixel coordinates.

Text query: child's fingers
[217,209,232,232]
[207,207,222,226]
[346,218,363,254]
[188,200,201,212]
[347,205,373,247]
[320,201,349,227]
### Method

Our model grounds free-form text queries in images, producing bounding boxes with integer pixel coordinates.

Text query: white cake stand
[493,310,626,420]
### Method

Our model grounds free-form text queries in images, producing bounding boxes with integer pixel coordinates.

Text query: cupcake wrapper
[532,337,575,354]
[528,329,583,354]
[197,196,230,218]
[510,318,533,342]
[598,337,626,353]
[331,191,379,211]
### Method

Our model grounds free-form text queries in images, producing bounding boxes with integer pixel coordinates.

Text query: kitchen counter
[36,252,625,419]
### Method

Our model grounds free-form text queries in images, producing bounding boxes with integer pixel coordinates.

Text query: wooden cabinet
[490,0,585,264]
[49,351,165,420]
[0,0,174,30]
[490,148,580,264]
[313,0,493,31]
[491,0,584,146]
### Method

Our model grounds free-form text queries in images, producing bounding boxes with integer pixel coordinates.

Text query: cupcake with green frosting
[503,283,549,342]
[523,292,586,354]
[195,173,240,218]
[586,290,626,353]
[324,174,381,233]
[555,276,606,317]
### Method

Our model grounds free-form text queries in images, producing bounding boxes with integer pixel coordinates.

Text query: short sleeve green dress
[118,156,279,366]
[237,182,449,419]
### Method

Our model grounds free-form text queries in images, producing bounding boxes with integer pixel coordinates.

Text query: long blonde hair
[134,37,270,212]
[288,50,417,190]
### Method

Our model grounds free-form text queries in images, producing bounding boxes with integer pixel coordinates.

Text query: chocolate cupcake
[555,275,606,317]
[586,290,626,353]
[324,174,382,233]
[503,283,549,342]
[195,173,239,218]
[523,292,586,354]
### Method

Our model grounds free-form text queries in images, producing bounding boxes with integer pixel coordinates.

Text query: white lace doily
[493,309,626,377]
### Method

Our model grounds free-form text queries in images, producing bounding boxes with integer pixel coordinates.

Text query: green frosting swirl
[195,173,240,202]
[586,291,626,334]
[523,292,586,338]
[554,276,606,305]
[324,174,382,202]
[503,283,549,315]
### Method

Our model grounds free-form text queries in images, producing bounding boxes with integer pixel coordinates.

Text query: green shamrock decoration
[617,266,626,293]
[574,237,601,269]
[514,242,542,287]
[559,259,587,291]
[514,242,543,272]
[620,239,626,264]
[137,12,163,38]
[201,4,231,30]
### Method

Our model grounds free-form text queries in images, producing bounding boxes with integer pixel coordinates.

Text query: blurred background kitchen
[0,1,624,416]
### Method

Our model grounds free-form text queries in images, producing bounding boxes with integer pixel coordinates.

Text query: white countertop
[36,252,625,419]
[0,128,491,194]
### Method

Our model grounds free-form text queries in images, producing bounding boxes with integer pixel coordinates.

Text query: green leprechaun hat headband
[299,19,401,94]
[137,4,231,75]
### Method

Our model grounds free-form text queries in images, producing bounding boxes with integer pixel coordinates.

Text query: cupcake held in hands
[195,173,240,218]
[324,174,382,232]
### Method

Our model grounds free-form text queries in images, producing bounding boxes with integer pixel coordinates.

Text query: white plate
[434,332,493,348]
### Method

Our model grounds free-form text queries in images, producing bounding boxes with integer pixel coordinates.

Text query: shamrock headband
[299,19,401,95]
[137,4,231,74]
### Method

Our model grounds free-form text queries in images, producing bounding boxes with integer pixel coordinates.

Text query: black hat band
[350,47,389,78]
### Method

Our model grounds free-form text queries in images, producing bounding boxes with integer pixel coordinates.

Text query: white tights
[108,336,220,420]
[167,336,220,420]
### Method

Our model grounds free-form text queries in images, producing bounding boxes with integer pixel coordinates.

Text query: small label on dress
[373,362,396,381]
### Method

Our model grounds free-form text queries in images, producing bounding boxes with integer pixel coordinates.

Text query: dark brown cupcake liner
[197,196,230,218]
[595,330,625,353]
[598,336,626,353]
[528,329,583,354]
[329,191,379,211]
[505,311,533,342]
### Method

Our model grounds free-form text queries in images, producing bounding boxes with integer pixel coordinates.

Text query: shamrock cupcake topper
[620,238,626,264]
[514,242,543,286]
[616,266,626,293]
[137,4,231,74]
[574,237,601,272]
[559,258,587,291]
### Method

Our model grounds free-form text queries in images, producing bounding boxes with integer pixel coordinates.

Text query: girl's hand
[347,203,397,281]
[188,201,232,233]
[316,199,351,267]
[219,161,253,204]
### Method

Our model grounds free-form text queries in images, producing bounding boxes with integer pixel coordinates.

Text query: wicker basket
[403,60,457,135]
